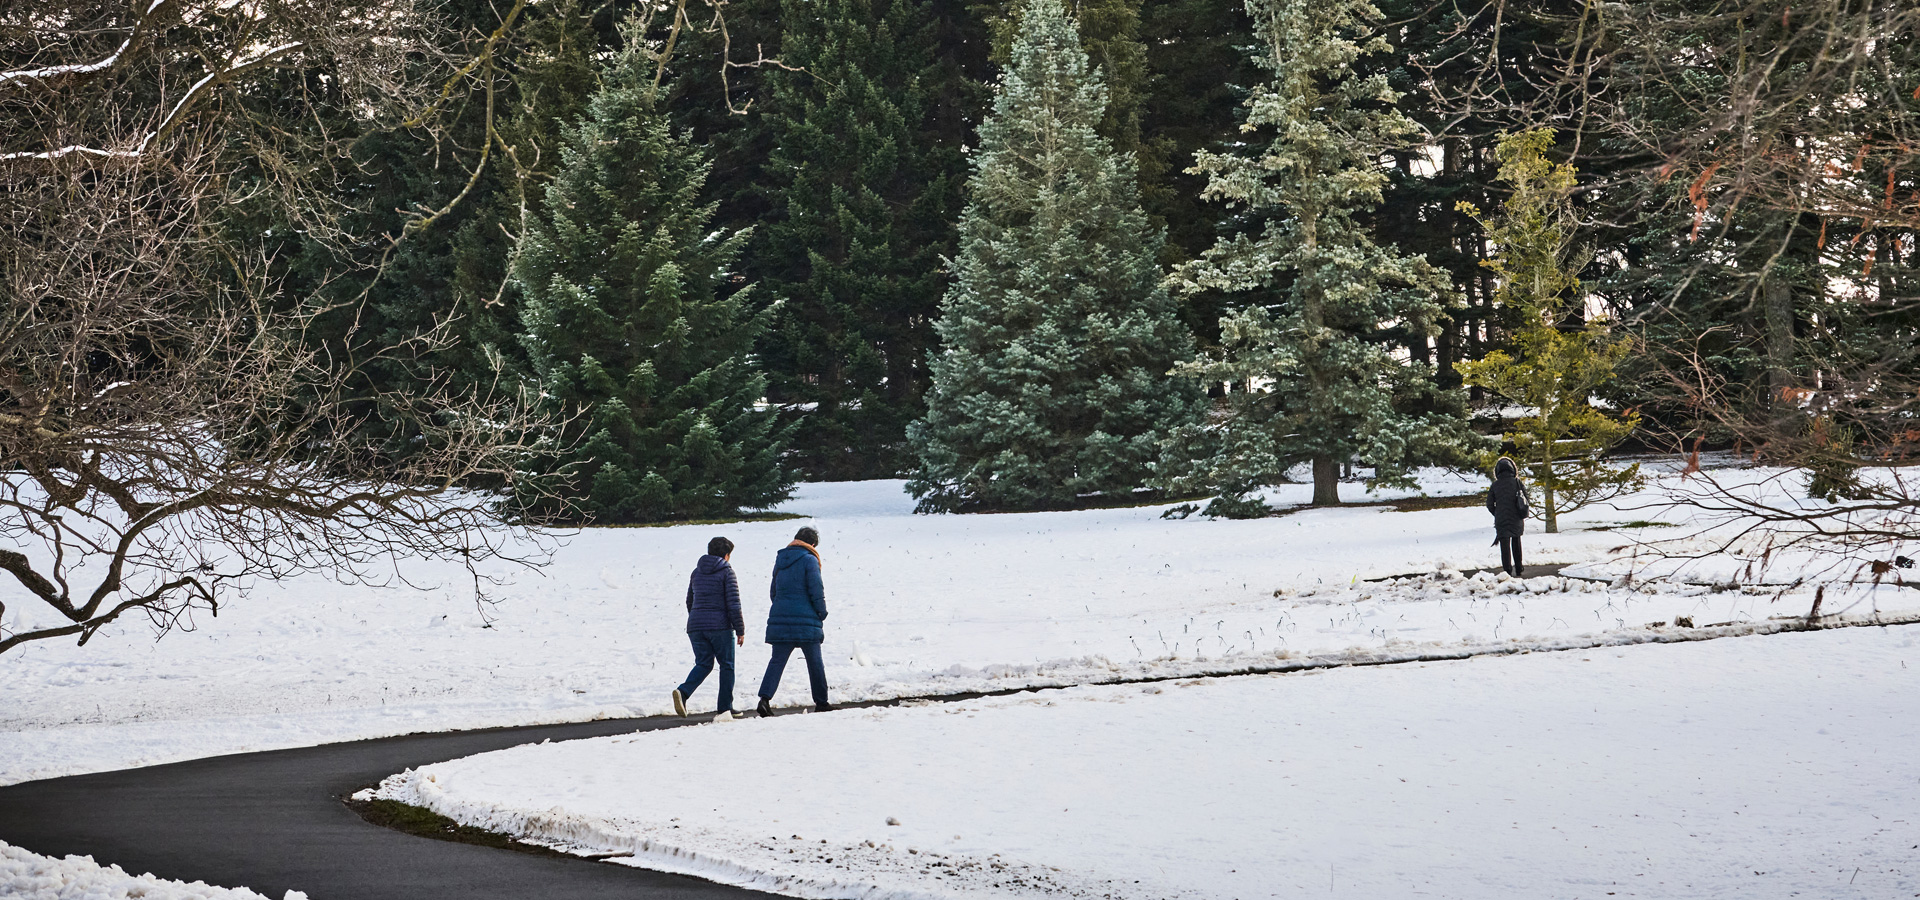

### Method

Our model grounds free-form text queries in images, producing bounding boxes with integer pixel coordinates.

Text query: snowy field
[0,840,304,900]
[4,461,1916,785]
[372,623,1920,900]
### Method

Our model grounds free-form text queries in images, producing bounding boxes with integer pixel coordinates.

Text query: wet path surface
[0,715,774,899]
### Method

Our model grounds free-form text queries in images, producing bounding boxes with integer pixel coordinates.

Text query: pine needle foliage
[512,25,792,523]
[1160,0,1479,515]
[907,0,1202,512]
[756,0,962,480]
[1455,129,1640,533]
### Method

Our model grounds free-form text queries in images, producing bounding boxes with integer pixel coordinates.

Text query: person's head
[794,526,819,547]
[1495,456,1517,479]
[707,536,735,559]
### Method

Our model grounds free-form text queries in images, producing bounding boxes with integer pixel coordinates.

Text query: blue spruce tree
[1160,0,1480,514]
[908,0,1202,511]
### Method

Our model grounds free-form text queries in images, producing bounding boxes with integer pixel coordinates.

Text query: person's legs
[760,642,795,700]
[799,642,829,708]
[677,632,718,698]
[1511,536,1523,576]
[711,631,736,712]
[1498,536,1513,575]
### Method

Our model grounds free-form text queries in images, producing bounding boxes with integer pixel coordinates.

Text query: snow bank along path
[5,464,1917,784]
[374,623,1920,900]
[1,840,305,900]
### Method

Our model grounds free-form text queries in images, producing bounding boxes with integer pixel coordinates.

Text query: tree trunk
[1542,477,1557,534]
[1764,272,1794,407]
[1312,456,1340,505]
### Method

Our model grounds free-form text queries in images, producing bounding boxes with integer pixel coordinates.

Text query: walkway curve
[0,714,777,899]
[5,602,1915,900]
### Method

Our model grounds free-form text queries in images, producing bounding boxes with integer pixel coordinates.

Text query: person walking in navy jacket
[755,526,831,716]
[673,536,746,718]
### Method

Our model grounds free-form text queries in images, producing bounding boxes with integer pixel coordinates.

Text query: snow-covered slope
[5,465,1913,784]
[372,623,1920,900]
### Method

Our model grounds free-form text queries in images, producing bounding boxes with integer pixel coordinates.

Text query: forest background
[5,0,1918,528]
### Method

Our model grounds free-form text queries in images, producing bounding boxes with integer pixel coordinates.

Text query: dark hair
[794,526,819,546]
[707,536,735,557]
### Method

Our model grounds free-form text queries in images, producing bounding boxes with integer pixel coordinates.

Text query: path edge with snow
[365,608,1920,899]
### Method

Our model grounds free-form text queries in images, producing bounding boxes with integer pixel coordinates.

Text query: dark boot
[756,697,773,717]
[814,702,835,713]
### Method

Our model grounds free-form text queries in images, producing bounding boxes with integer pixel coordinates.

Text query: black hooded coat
[1486,457,1530,539]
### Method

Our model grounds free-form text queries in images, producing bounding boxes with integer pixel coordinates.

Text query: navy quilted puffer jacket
[685,555,744,635]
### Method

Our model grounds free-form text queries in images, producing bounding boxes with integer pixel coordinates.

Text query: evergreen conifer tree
[513,24,792,522]
[908,0,1201,512]
[1160,0,1479,514]
[756,0,963,480]
[1455,130,1640,533]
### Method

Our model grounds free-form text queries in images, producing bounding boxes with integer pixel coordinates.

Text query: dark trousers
[759,641,829,707]
[1499,535,1524,576]
[677,629,737,712]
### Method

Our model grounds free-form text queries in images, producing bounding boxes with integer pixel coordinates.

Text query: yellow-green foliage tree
[1456,129,1640,534]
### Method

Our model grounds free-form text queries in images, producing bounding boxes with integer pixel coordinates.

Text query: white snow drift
[0,840,305,900]
[373,623,1920,900]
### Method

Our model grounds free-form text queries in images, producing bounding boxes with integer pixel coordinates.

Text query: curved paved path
[0,715,774,899]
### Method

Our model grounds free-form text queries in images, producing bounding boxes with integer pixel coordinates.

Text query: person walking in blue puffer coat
[673,536,746,719]
[755,526,831,716]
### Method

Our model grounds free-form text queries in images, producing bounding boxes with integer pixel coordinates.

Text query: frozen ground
[0,840,303,900]
[4,461,1915,784]
[372,623,1920,900]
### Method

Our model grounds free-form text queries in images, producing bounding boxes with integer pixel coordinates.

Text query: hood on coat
[696,554,730,574]
[1495,456,1517,479]
[774,544,815,571]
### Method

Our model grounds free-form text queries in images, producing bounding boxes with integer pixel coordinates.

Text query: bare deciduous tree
[0,0,558,655]
[1533,1,1919,594]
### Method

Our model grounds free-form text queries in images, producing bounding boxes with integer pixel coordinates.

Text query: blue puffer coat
[686,555,744,635]
[764,544,826,644]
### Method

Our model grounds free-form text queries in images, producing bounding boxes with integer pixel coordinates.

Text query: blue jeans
[759,642,829,707]
[677,629,737,712]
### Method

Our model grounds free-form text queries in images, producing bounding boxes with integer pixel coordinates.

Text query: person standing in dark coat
[1487,456,1531,577]
[755,526,830,716]
[673,536,746,718]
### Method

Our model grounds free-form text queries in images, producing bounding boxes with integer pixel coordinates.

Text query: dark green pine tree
[513,28,792,523]
[756,0,964,480]
[908,0,1202,512]
[1159,0,1481,514]
[1138,0,1258,268]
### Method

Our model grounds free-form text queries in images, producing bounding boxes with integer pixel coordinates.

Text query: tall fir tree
[1160,0,1479,513]
[513,23,792,522]
[1138,0,1258,268]
[1454,130,1640,533]
[908,0,1202,511]
[756,0,964,480]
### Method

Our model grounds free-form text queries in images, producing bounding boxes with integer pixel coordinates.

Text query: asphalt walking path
[0,714,777,899]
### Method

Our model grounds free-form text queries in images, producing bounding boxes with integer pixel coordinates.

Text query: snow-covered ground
[0,840,304,900]
[372,623,1920,900]
[4,462,1914,785]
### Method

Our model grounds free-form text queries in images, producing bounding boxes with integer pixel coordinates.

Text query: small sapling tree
[1454,129,1641,533]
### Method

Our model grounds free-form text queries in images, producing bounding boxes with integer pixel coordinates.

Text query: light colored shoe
[671,689,687,717]
[713,710,741,722]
